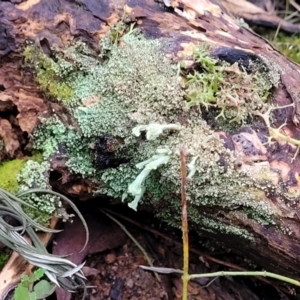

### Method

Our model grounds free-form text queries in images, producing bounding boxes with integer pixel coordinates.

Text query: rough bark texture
[2,0,300,284]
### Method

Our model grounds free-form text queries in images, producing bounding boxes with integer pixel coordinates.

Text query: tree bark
[2,0,300,283]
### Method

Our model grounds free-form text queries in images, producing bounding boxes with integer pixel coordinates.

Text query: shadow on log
[2,0,300,291]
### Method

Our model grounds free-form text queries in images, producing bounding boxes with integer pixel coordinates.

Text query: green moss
[31,152,44,163]
[0,152,44,193]
[0,159,27,193]
[185,46,276,129]
[271,33,300,64]
[185,46,224,108]
[23,45,74,102]
[259,30,300,64]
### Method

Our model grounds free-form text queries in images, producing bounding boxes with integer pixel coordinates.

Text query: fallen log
[1,0,300,288]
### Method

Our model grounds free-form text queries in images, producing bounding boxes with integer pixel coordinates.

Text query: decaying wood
[2,0,300,287]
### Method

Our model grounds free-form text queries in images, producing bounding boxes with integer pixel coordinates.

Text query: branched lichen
[127,147,171,210]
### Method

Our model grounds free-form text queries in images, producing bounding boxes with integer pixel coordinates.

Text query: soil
[0,202,297,300]
[66,205,296,300]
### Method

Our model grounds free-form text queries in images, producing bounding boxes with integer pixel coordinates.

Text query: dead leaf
[53,213,127,300]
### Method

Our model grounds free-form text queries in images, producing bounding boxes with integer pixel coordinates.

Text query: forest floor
[53,203,294,300]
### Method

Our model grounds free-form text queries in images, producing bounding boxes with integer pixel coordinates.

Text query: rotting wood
[2,0,300,286]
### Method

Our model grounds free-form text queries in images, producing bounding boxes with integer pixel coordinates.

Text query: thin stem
[180,148,189,300]
[188,271,300,286]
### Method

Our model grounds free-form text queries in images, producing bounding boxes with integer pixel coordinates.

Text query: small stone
[111,266,118,272]
[105,253,116,264]
[126,278,134,288]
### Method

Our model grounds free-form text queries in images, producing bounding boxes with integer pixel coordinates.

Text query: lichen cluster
[17,160,60,225]
[24,24,281,238]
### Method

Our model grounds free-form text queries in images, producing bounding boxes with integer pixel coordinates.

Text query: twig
[139,266,300,287]
[188,271,300,286]
[290,0,300,13]
[180,148,189,300]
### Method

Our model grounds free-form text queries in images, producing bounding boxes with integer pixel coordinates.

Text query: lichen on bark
[22,23,284,238]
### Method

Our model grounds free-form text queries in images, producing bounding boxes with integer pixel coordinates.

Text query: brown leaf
[53,213,127,300]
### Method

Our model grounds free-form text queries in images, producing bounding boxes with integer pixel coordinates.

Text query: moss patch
[23,45,74,102]
[0,153,44,193]
[185,46,276,130]
[0,159,27,193]
[271,33,300,64]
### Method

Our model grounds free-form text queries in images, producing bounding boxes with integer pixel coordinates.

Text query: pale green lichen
[127,147,171,210]
[17,160,60,225]
[132,124,182,141]
[33,117,95,177]
[27,26,281,238]
[15,159,75,225]
[187,156,199,180]
[71,34,185,138]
